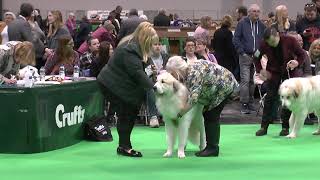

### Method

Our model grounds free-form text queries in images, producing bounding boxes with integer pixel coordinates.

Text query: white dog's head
[279,79,302,108]
[154,71,180,96]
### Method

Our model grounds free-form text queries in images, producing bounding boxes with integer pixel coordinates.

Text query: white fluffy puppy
[154,71,206,158]
[279,75,320,138]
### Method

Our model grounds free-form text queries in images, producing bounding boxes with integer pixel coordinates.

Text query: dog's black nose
[153,86,157,91]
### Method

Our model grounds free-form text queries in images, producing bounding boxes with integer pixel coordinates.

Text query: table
[0,80,104,153]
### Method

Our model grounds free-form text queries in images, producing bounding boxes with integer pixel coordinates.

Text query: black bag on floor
[84,116,113,141]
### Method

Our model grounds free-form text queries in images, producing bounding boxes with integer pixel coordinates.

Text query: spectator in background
[194,16,212,45]
[45,10,70,57]
[145,40,170,128]
[0,41,35,84]
[182,37,203,64]
[309,38,320,74]
[44,35,79,75]
[0,12,16,44]
[233,4,266,114]
[110,5,123,25]
[65,12,77,39]
[80,37,100,70]
[195,36,217,63]
[75,16,92,49]
[78,21,115,54]
[34,9,44,31]
[287,31,312,77]
[8,3,33,42]
[236,6,248,22]
[296,3,320,50]
[90,41,113,77]
[28,10,46,69]
[272,5,295,34]
[212,15,238,74]
[265,12,276,27]
[117,9,145,44]
[107,11,120,34]
[312,0,320,15]
[153,9,171,26]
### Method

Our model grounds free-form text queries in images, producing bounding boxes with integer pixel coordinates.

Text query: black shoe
[279,128,289,136]
[304,118,314,125]
[195,146,219,157]
[256,128,267,136]
[117,147,142,157]
[241,103,250,114]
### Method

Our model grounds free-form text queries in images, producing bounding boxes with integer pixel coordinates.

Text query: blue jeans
[239,54,255,104]
[146,89,159,118]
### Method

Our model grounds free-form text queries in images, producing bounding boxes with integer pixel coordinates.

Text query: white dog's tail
[188,128,200,146]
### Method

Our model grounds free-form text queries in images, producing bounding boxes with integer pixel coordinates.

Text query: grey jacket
[8,16,33,42]
[46,26,70,50]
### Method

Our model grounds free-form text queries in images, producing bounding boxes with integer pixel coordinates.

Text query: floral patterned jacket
[186,60,239,111]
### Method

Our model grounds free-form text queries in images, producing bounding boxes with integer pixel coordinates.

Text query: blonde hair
[200,16,212,29]
[119,22,159,62]
[15,41,35,66]
[221,15,233,28]
[166,56,189,81]
[309,39,320,61]
[47,10,64,38]
[275,5,290,32]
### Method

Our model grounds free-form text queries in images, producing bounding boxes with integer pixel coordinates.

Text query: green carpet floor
[1,124,319,180]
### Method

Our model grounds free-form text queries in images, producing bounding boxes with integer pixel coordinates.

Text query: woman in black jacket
[212,15,238,75]
[97,22,158,157]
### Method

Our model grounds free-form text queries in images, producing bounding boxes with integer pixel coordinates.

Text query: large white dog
[279,75,320,138]
[154,71,206,158]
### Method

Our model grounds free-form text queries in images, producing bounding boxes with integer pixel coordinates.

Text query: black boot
[256,121,269,136]
[195,121,220,157]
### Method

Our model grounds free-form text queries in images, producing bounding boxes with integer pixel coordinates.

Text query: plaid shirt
[80,51,97,70]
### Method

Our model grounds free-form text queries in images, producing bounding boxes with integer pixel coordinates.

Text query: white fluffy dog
[279,75,320,138]
[154,71,206,158]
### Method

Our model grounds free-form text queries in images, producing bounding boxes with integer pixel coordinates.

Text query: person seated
[145,41,170,128]
[0,41,35,84]
[90,41,113,77]
[181,37,203,64]
[77,21,116,54]
[195,36,217,63]
[44,35,80,76]
[80,37,100,71]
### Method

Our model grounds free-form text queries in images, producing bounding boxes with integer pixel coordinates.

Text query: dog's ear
[293,81,303,99]
[173,81,179,93]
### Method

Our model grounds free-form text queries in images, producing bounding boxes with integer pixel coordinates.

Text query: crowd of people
[1,1,320,158]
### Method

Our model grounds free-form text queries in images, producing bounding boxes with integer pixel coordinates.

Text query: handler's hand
[287,60,299,70]
[259,69,271,81]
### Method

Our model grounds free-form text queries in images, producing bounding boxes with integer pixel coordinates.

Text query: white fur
[279,75,320,138]
[154,71,206,158]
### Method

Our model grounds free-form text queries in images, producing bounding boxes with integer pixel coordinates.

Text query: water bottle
[25,75,33,88]
[73,65,80,80]
[59,64,65,79]
[39,66,45,81]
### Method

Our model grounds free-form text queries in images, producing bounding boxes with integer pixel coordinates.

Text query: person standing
[233,4,266,114]
[254,27,305,136]
[153,9,171,27]
[97,22,158,157]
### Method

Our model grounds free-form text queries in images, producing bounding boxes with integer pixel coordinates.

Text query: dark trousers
[100,84,140,149]
[203,97,229,148]
[261,77,290,129]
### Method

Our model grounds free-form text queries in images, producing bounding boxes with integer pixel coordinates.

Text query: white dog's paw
[286,134,297,138]
[163,151,173,158]
[312,130,320,135]
[178,151,186,159]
